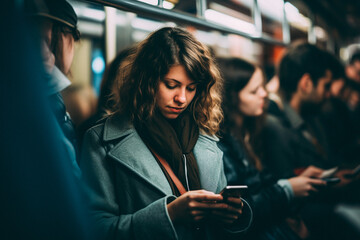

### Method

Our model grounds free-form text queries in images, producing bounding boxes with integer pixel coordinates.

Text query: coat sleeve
[262,115,296,179]
[79,127,178,240]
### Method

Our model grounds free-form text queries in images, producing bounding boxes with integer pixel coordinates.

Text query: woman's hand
[210,196,244,225]
[167,190,224,224]
[299,165,324,178]
[167,190,244,225]
[288,176,326,197]
[333,169,359,188]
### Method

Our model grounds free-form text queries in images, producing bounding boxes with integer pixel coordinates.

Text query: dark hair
[324,51,345,80]
[99,46,136,113]
[217,57,264,170]
[217,57,255,130]
[350,51,360,65]
[278,42,328,101]
[113,27,223,135]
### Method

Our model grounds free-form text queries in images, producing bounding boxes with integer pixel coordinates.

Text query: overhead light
[285,2,310,31]
[73,6,106,22]
[205,9,256,35]
[131,17,165,32]
[137,0,158,5]
[83,8,106,22]
[163,1,175,9]
[314,26,327,40]
[137,0,174,9]
[258,0,284,22]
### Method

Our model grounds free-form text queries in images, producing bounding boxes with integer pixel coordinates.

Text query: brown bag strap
[150,149,187,195]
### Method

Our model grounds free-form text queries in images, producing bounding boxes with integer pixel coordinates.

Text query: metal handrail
[81,0,288,46]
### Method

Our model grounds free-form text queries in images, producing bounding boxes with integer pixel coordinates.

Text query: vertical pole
[253,0,262,37]
[105,6,117,64]
[308,12,316,44]
[282,0,290,44]
[196,0,207,18]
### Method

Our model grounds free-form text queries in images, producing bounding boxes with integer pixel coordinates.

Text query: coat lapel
[195,134,225,193]
[103,115,173,196]
[102,115,224,196]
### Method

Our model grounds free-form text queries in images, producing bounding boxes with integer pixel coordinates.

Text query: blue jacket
[80,115,252,239]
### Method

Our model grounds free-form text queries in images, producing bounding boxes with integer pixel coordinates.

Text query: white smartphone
[320,167,338,178]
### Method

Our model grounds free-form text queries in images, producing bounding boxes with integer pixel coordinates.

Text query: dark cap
[26,0,78,29]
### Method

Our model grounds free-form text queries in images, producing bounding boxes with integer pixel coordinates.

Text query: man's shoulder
[264,114,287,130]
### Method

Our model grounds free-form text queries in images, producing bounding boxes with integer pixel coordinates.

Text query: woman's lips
[168,106,184,113]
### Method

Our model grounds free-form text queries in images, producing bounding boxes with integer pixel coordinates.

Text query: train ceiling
[290,0,360,43]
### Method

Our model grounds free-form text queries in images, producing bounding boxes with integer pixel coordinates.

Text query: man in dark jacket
[262,42,333,179]
[262,41,360,240]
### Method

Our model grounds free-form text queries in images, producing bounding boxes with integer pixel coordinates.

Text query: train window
[68,0,105,97]
[258,0,284,41]
[205,1,255,35]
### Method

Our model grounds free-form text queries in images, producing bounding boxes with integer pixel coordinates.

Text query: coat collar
[103,114,134,141]
[283,103,304,130]
[101,114,222,195]
[102,114,173,196]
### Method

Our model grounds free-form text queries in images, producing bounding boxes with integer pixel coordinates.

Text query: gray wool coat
[80,115,252,240]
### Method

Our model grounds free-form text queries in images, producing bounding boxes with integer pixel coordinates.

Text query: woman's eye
[251,87,259,94]
[187,86,196,92]
[165,83,177,89]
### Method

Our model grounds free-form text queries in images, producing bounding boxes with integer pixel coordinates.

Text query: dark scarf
[135,110,201,192]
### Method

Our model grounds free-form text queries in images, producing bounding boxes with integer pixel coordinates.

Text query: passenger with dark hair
[26,0,81,173]
[346,51,360,83]
[262,42,333,179]
[80,27,252,239]
[262,41,360,240]
[1,2,94,239]
[320,51,360,166]
[217,57,326,240]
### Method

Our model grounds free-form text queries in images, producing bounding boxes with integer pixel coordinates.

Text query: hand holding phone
[322,177,341,186]
[220,185,248,200]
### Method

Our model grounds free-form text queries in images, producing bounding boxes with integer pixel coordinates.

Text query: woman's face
[156,65,197,119]
[238,68,267,116]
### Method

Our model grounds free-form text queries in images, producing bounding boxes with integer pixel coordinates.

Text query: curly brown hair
[112,27,223,135]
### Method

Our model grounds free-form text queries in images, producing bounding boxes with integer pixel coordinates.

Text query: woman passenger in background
[216,57,326,240]
[80,27,252,240]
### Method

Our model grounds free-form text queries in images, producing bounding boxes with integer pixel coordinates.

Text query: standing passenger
[26,0,81,175]
[80,27,252,239]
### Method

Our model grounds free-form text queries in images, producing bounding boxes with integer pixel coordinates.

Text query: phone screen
[220,185,248,199]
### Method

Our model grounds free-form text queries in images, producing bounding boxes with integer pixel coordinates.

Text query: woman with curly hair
[80,27,252,240]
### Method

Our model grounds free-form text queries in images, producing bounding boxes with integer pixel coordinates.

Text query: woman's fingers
[225,197,243,206]
[211,204,243,224]
[167,190,245,225]
[309,178,327,186]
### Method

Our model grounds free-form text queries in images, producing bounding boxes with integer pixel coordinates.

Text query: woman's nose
[259,87,268,98]
[174,88,186,104]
